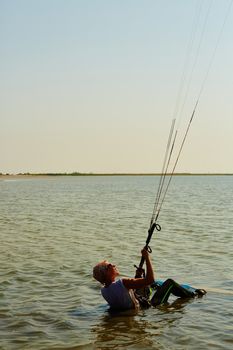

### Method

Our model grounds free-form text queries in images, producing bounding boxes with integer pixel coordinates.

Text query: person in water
[93,248,206,310]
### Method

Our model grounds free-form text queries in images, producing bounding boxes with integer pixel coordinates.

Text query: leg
[151,278,195,306]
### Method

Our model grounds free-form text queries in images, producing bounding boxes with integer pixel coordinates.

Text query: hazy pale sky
[1,0,233,174]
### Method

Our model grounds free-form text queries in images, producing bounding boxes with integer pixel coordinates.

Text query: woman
[93,248,206,310]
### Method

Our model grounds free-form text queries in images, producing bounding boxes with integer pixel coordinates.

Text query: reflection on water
[92,298,192,350]
[93,312,159,349]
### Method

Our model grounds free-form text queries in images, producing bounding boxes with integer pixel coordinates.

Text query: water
[0,175,233,350]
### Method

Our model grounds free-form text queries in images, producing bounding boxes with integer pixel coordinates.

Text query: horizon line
[1,172,233,176]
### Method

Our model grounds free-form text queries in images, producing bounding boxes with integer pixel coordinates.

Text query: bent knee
[164,278,176,286]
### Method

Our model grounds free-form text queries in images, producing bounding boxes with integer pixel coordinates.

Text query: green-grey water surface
[0,175,233,349]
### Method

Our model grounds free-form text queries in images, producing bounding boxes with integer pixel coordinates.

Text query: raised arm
[122,248,155,290]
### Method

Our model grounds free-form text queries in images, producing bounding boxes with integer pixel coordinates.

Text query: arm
[122,248,155,290]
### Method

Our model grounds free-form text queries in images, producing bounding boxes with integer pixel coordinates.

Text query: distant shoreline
[1,172,233,179]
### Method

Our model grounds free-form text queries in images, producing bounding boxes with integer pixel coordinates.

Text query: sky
[1,0,233,174]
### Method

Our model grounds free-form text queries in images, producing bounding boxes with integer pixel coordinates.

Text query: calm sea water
[0,175,233,350]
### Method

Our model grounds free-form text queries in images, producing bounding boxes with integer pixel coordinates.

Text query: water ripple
[0,175,233,349]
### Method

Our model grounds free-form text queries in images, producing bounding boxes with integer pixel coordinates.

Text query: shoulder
[102,279,122,290]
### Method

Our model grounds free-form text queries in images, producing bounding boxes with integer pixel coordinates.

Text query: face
[105,262,119,280]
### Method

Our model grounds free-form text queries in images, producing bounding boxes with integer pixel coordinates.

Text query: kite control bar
[134,222,161,277]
